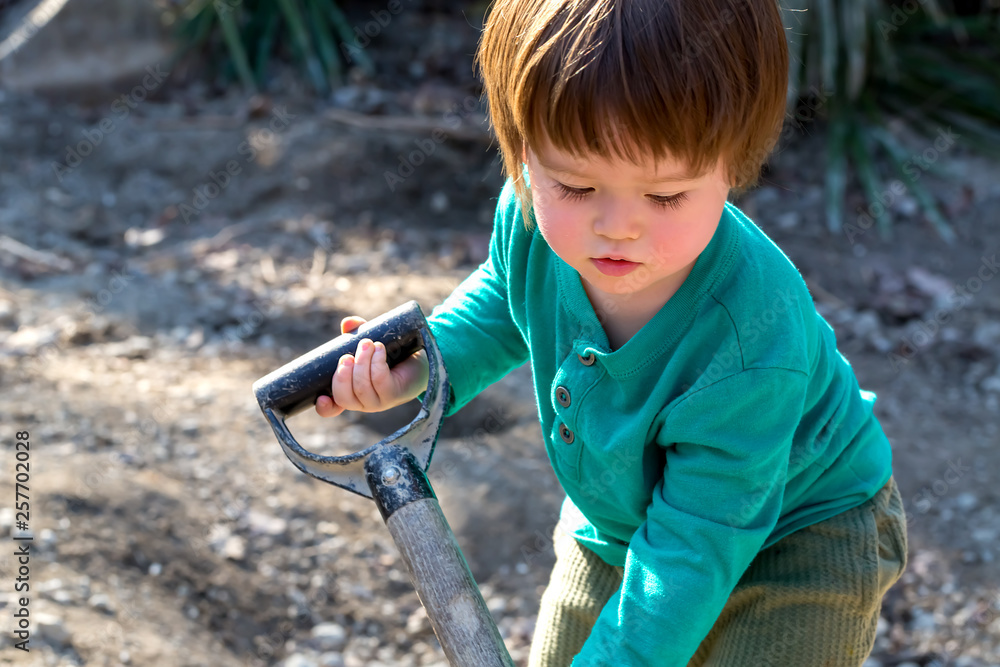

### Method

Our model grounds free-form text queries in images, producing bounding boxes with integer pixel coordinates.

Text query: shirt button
[578,351,596,366]
[556,385,571,407]
[559,424,575,444]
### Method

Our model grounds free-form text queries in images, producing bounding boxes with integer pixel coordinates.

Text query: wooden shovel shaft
[366,445,514,667]
[387,498,515,667]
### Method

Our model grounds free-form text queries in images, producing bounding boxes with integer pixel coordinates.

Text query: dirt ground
[0,2,999,666]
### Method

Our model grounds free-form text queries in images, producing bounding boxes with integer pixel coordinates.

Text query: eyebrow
[538,160,699,183]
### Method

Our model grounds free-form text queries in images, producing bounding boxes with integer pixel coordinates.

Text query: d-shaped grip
[252,300,426,418]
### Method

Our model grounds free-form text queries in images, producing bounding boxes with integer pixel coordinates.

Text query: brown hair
[474,0,789,230]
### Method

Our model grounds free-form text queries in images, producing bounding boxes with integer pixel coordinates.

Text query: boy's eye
[552,182,592,202]
[552,182,689,211]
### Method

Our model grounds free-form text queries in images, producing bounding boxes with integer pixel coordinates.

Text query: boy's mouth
[591,257,640,276]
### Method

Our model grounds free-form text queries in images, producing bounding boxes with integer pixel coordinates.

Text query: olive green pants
[528,476,908,667]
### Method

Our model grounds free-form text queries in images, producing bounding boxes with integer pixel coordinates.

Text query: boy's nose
[592,202,642,241]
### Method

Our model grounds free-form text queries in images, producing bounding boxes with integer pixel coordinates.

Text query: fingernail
[360,340,370,352]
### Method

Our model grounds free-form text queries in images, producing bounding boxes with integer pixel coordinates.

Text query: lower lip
[591,258,640,276]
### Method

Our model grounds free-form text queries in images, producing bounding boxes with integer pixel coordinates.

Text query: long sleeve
[572,367,810,666]
[418,182,530,417]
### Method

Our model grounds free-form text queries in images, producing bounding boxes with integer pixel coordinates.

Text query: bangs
[476,0,789,228]
[516,1,726,179]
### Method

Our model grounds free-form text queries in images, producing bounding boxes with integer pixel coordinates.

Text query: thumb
[341,315,367,334]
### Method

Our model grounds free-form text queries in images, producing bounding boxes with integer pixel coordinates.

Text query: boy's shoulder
[707,202,820,375]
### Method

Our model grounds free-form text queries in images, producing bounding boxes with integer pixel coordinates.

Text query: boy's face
[522,133,732,317]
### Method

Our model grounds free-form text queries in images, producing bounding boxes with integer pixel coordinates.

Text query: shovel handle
[253,300,425,418]
[367,446,515,667]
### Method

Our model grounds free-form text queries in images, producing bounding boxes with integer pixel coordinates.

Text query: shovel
[252,300,515,667]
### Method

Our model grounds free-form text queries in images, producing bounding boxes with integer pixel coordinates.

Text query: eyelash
[552,182,689,211]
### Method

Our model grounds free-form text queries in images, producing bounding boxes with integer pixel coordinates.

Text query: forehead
[531,136,702,183]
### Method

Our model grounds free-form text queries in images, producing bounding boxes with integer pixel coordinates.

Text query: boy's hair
[474,0,790,230]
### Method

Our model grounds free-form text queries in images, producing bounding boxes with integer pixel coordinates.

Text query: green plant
[783,0,1000,243]
[163,0,375,96]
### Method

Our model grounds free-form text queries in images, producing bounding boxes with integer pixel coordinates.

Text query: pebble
[875,615,889,638]
[775,210,800,230]
[223,535,247,560]
[311,622,348,651]
[88,593,114,613]
[0,299,16,328]
[35,613,70,647]
[319,653,346,667]
[247,510,289,536]
[281,655,319,667]
[956,492,978,511]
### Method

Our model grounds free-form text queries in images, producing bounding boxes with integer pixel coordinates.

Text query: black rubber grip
[252,300,426,417]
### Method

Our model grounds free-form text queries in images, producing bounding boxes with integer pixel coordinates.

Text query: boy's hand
[314,315,430,418]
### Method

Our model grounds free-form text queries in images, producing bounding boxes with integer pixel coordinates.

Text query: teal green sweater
[421,176,893,665]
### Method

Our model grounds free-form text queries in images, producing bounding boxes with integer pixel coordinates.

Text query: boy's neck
[580,255,698,351]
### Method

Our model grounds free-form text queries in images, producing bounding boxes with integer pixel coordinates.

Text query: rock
[281,654,319,667]
[88,593,115,614]
[972,321,1000,347]
[955,492,978,511]
[319,653,346,667]
[35,613,71,647]
[223,535,247,561]
[102,335,153,359]
[178,418,200,437]
[0,299,16,328]
[972,528,997,543]
[875,615,889,638]
[981,373,1000,394]
[775,210,800,230]
[311,622,348,651]
[5,325,59,355]
[39,528,57,549]
[37,578,64,593]
[247,511,288,536]
[406,607,431,634]
[430,191,450,214]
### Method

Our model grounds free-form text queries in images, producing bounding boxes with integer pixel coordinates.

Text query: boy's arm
[573,367,809,667]
[417,181,529,417]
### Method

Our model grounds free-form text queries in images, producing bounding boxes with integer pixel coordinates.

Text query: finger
[391,349,429,402]
[341,316,367,334]
[368,341,392,402]
[351,338,380,409]
[332,354,362,411]
[315,394,344,418]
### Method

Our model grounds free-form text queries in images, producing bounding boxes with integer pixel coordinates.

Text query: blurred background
[0,0,998,665]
